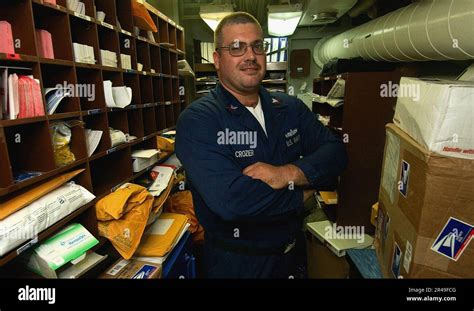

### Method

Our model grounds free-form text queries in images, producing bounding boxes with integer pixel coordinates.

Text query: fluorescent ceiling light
[200,4,234,31]
[267,4,302,37]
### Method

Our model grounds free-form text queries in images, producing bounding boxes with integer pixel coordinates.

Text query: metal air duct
[313,0,474,67]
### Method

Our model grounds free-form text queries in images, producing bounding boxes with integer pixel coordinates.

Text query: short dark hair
[214,12,262,50]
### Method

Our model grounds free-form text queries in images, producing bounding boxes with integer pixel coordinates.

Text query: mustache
[240,61,260,70]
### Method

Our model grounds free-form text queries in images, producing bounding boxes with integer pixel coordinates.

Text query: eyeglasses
[216,40,270,57]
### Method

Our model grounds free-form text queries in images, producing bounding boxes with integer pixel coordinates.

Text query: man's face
[214,23,266,94]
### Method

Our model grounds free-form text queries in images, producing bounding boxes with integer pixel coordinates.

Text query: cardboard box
[306,232,349,279]
[375,124,474,278]
[393,77,474,160]
[100,258,162,279]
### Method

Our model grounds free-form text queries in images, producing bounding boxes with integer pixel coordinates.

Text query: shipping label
[391,242,402,278]
[431,217,474,261]
[399,160,410,197]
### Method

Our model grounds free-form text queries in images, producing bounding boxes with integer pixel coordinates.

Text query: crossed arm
[242,101,347,202]
[243,162,315,201]
[176,101,347,221]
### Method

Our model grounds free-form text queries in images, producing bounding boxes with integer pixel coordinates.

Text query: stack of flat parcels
[17,75,45,119]
[66,0,86,15]
[148,165,174,197]
[312,77,345,108]
[178,59,195,77]
[147,173,175,226]
[375,124,474,278]
[156,135,175,153]
[73,43,95,64]
[131,149,160,173]
[45,87,72,115]
[0,170,95,257]
[25,223,106,278]
[160,130,176,140]
[307,220,373,257]
[57,251,107,279]
[100,49,118,67]
[120,54,132,70]
[134,213,189,262]
[100,258,162,279]
[318,191,338,205]
[161,153,182,171]
[134,222,190,265]
[1,71,45,120]
[393,77,474,160]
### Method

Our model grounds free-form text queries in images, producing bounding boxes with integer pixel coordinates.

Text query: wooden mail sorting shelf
[0,0,186,277]
[312,71,401,232]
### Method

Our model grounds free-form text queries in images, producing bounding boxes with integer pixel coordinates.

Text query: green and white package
[27,223,98,278]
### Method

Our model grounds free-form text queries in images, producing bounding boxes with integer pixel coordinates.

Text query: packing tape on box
[381,197,466,276]
[380,131,400,205]
[411,236,450,272]
[379,198,439,276]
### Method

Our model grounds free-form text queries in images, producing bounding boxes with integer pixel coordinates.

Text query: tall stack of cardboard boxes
[375,78,474,278]
[375,77,473,278]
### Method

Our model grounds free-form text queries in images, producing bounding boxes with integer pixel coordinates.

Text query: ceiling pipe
[313,0,474,67]
[347,0,377,18]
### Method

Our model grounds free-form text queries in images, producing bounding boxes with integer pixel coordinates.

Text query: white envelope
[112,86,132,108]
[132,149,159,159]
[103,80,116,108]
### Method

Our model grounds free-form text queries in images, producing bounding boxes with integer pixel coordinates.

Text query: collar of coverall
[215,82,288,116]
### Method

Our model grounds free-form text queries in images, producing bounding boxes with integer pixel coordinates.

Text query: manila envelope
[0,169,84,220]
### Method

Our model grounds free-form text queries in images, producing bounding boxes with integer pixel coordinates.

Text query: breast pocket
[282,130,303,162]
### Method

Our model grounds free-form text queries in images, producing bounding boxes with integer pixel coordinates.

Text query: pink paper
[31,78,45,116]
[17,76,44,119]
[36,29,55,59]
[0,21,15,55]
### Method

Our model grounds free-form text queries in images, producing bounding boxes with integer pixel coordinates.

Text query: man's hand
[242,162,289,189]
[243,162,309,189]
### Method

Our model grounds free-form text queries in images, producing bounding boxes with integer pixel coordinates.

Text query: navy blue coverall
[176,83,347,278]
